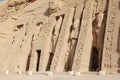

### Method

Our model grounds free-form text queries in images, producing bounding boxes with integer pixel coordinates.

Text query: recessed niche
[16,24,24,29]
[36,22,43,26]
[36,50,41,71]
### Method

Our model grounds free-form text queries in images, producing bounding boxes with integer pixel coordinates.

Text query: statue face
[97,13,104,20]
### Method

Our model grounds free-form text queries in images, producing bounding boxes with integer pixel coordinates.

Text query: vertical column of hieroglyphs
[64,4,84,71]
[50,8,74,72]
[46,16,63,71]
[102,0,120,73]
[72,0,94,72]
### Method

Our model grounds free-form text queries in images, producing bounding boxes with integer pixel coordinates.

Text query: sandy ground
[0,72,120,80]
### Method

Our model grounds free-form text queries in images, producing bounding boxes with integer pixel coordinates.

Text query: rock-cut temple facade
[0,0,120,74]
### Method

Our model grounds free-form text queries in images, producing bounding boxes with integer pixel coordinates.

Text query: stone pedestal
[99,70,105,75]
[68,71,74,75]
[18,71,22,74]
[27,71,32,76]
[74,72,81,76]
[47,71,53,76]
[5,70,9,75]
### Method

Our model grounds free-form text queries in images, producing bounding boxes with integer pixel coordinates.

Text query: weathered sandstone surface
[0,0,120,74]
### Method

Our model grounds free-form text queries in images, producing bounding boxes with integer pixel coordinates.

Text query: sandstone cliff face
[0,0,120,74]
